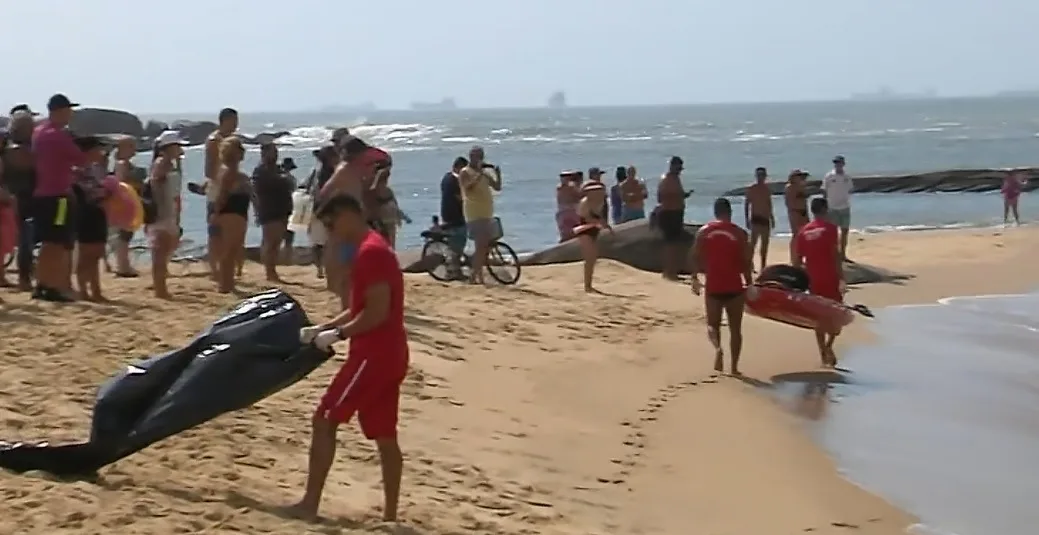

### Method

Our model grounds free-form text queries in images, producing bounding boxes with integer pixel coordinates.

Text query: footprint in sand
[600,380,698,486]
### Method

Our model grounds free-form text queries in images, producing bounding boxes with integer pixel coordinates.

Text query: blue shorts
[828,207,851,229]
[621,207,646,223]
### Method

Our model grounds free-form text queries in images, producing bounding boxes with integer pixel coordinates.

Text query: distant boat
[410,98,457,111]
[547,91,567,108]
[848,87,936,101]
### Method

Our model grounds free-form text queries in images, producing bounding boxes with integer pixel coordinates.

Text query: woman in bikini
[147,131,187,299]
[574,179,613,292]
[212,136,251,294]
[785,169,810,262]
[555,170,582,242]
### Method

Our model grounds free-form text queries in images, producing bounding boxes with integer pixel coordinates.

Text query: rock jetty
[723,168,1039,196]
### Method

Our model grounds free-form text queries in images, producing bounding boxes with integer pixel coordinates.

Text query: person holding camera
[457,145,502,285]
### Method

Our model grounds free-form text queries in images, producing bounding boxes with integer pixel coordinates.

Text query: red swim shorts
[316,356,404,439]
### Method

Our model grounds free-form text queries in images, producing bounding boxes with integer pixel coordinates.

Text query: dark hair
[452,156,468,169]
[810,197,828,215]
[340,136,370,159]
[669,156,684,168]
[218,108,238,123]
[616,167,627,181]
[713,197,732,218]
[315,193,363,220]
[755,166,767,174]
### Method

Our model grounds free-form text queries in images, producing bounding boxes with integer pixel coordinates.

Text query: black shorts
[657,209,685,243]
[32,195,75,248]
[75,204,109,244]
[707,290,745,304]
[750,214,771,228]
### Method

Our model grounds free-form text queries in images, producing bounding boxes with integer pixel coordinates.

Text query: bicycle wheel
[486,240,521,285]
[421,239,455,282]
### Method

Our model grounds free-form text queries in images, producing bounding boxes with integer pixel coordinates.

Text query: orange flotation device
[0,203,16,258]
[746,264,871,332]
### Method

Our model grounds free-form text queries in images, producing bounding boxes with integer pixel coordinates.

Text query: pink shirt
[31,120,85,197]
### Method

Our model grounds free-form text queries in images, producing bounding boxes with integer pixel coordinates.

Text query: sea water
[781,294,1039,535]
[142,96,1039,251]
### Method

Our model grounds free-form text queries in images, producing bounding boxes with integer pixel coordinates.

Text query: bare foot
[282,501,319,521]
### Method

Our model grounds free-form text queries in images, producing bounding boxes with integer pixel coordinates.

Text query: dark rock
[170,120,218,146]
[69,108,144,138]
[723,168,1039,196]
[142,120,169,140]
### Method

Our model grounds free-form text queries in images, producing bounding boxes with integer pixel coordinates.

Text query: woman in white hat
[147,130,188,298]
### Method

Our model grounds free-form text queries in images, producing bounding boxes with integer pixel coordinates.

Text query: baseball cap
[832,155,846,163]
[588,166,605,176]
[47,94,79,111]
[789,169,810,177]
[154,130,188,149]
[281,157,298,170]
[9,104,38,116]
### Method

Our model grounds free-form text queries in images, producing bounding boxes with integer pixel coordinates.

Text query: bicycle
[420,216,521,285]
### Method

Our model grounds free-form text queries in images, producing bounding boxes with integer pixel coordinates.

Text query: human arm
[319,163,348,199]
[688,227,705,294]
[767,194,775,227]
[213,166,235,214]
[740,228,754,286]
[832,229,844,284]
[488,165,503,191]
[315,247,395,334]
[203,138,220,178]
[743,190,752,227]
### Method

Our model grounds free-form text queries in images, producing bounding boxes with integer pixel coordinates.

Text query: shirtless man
[655,156,690,280]
[204,108,239,277]
[619,167,648,222]
[784,169,810,262]
[689,198,753,375]
[743,166,775,271]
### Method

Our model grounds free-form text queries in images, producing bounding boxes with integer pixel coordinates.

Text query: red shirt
[349,231,409,368]
[31,120,85,197]
[697,220,747,294]
[796,219,840,292]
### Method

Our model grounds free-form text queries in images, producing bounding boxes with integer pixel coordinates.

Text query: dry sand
[0,226,1036,535]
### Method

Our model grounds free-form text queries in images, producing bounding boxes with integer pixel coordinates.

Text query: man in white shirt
[821,155,853,259]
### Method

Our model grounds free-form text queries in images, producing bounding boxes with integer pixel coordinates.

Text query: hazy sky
[5,1,1037,112]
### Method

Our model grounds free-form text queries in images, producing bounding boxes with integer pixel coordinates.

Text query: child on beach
[1002,171,1026,225]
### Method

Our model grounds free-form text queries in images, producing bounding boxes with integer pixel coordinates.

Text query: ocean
[145,96,1039,251]
[775,294,1039,535]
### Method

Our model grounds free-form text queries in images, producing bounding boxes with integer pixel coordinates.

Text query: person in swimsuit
[203,108,239,279]
[792,197,844,367]
[110,137,140,278]
[252,143,294,282]
[656,156,690,280]
[575,179,613,293]
[1001,170,1025,225]
[555,170,582,241]
[784,169,810,263]
[744,166,775,272]
[71,136,112,301]
[213,136,251,294]
[147,131,187,299]
[620,165,648,222]
[689,198,753,375]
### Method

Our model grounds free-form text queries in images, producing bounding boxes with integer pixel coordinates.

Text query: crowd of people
[0,94,866,523]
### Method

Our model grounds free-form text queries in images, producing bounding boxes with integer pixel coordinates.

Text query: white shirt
[822,169,853,210]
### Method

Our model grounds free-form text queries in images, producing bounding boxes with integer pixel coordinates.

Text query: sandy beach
[0,226,1036,535]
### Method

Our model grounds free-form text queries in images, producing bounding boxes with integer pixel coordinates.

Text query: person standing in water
[203,108,239,279]
[656,156,689,280]
[689,198,753,375]
[822,155,853,260]
[1001,170,1026,225]
[619,165,648,222]
[744,166,775,271]
[792,197,844,367]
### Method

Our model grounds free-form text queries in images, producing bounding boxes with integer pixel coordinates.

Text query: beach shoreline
[0,225,1036,534]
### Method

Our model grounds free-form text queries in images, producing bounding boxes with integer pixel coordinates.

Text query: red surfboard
[746,284,855,332]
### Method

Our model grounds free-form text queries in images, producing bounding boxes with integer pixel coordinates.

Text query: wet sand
[0,226,1035,534]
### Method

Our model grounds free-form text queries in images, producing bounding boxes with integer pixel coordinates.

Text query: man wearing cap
[1,105,39,290]
[822,155,853,259]
[30,94,85,302]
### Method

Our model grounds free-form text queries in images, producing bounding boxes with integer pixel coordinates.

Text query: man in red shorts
[689,198,753,375]
[792,197,845,367]
[291,193,409,522]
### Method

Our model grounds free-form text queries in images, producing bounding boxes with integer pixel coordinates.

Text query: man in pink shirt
[31,93,85,302]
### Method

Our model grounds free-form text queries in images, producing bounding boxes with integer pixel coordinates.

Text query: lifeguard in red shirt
[689,198,753,375]
[793,197,845,367]
[291,193,408,522]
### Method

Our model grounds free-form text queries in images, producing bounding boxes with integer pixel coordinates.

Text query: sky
[4,1,1038,113]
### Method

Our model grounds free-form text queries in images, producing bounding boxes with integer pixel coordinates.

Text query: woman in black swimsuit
[576,180,613,292]
[213,136,250,293]
[785,169,811,262]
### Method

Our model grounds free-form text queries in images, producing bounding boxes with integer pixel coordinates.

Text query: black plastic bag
[0,289,332,477]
